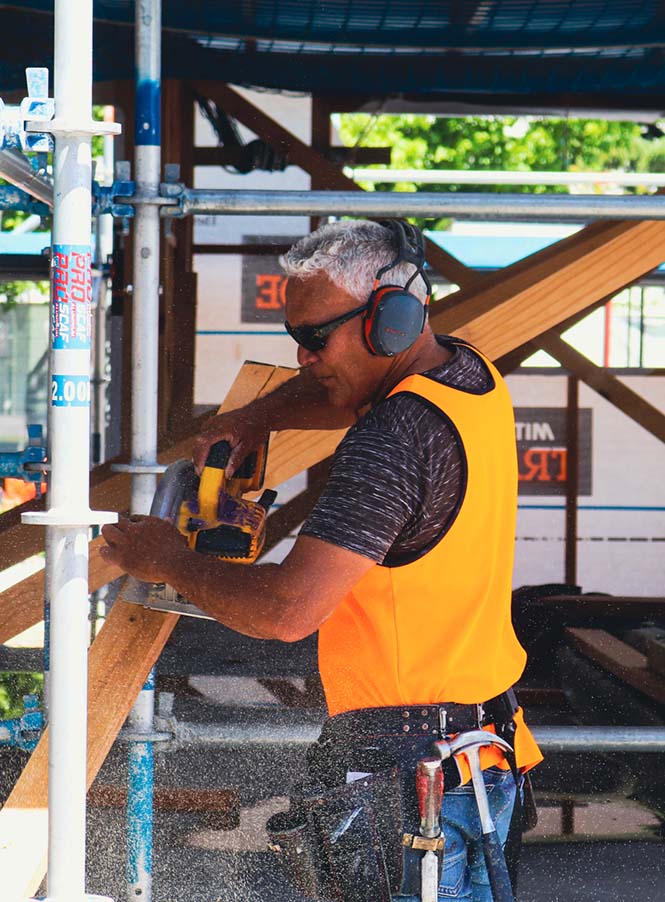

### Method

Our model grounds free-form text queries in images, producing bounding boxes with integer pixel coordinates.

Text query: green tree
[0,672,43,719]
[338,114,665,228]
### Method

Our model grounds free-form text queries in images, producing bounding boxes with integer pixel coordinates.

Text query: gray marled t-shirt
[301,337,493,564]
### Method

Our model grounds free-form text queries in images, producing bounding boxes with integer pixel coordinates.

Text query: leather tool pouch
[267,767,403,902]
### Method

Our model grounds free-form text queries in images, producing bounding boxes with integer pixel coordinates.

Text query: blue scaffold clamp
[0,68,55,152]
[0,694,43,752]
[93,160,135,219]
[0,424,47,495]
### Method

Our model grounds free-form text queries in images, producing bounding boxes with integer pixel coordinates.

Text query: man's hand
[192,410,269,476]
[100,515,188,583]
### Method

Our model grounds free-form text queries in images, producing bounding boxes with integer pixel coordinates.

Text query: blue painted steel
[93,178,135,218]
[127,740,154,887]
[0,695,43,751]
[519,504,665,511]
[126,671,155,893]
[3,2,662,51]
[135,80,160,146]
[0,425,47,486]
[0,185,49,215]
[4,6,665,102]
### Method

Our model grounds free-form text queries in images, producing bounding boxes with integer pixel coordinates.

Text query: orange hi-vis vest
[318,341,542,773]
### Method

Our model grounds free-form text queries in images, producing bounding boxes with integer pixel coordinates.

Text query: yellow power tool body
[120,439,276,618]
[177,440,276,564]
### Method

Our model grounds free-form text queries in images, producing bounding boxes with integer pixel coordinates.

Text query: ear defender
[363,220,432,357]
[364,285,427,356]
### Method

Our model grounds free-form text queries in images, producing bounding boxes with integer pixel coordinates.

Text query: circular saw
[121,439,276,618]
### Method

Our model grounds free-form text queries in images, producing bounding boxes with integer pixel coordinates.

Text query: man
[101,220,541,901]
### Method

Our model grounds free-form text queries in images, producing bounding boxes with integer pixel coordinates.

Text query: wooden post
[565,375,579,585]
[160,79,197,438]
[310,95,331,232]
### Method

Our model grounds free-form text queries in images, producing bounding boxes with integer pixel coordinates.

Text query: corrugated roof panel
[0,1,664,111]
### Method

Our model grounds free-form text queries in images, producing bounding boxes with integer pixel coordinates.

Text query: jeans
[397,766,519,902]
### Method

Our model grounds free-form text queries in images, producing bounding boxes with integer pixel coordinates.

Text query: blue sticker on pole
[135,79,161,146]
[51,374,90,407]
[51,245,93,350]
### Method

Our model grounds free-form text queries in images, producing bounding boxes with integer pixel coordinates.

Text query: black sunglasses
[284,302,367,352]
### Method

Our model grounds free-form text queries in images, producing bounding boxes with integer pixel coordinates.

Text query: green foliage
[0,672,43,719]
[0,281,49,311]
[338,114,659,228]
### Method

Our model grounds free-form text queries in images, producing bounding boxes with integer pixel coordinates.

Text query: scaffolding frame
[0,1,663,899]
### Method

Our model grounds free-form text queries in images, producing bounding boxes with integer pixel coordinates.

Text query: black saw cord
[195,95,287,175]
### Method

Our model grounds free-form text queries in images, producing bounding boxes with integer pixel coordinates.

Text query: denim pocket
[438,840,471,898]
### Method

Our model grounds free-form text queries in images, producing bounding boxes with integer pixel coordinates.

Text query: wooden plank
[0,362,284,901]
[495,293,616,374]
[565,376,579,584]
[539,332,665,445]
[430,218,665,359]
[161,80,197,437]
[262,458,332,555]
[189,80,665,403]
[88,784,240,821]
[566,627,665,705]
[0,365,298,647]
[192,145,391,166]
[0,536,123,647]
[0,448,326,649]
[646,636,665,678]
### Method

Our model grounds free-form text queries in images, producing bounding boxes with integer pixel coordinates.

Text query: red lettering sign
[255,274,287,310]
[518,447,568,484]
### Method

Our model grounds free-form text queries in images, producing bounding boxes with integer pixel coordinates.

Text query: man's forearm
[162,547,297,640]
[247,369,357,432]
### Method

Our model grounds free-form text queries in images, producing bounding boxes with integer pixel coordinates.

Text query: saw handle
[205,440,232,470]
[204,439,268,492]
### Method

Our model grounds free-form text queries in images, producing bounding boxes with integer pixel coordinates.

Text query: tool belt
[267,691,521,901]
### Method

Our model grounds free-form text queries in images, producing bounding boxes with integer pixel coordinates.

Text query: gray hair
[279,220,428,302]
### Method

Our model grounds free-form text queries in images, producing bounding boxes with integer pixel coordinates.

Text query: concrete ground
[78,673,663,902]
[84,806,664,902]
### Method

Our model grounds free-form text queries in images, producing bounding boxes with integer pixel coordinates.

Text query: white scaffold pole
[22,0,119,899]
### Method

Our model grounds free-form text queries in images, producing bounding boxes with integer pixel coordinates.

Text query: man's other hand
[192,410,269,476]
[100,515,188,583]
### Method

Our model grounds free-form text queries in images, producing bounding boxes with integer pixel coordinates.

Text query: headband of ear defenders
[376,219,432,301]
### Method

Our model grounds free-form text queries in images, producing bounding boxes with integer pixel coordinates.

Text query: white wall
[193,87,310,406]
[507,373,665,594]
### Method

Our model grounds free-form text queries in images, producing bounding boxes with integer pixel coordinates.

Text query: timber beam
[540,333,665,445]
[429,218,665,359]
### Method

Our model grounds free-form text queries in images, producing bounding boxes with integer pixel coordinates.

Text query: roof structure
[1,1,664,116]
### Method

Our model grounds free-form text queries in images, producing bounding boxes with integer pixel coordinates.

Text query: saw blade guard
[150,459,199,522]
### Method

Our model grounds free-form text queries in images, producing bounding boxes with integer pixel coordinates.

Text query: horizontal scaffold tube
[155,718,665,754]
[177,189,665,221]
[0,148,53,207]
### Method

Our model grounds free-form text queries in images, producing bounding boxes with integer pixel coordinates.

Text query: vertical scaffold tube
[126,2,161,901]
[46,3,94,897]
[41,0,98,897]
[21,2,119,899]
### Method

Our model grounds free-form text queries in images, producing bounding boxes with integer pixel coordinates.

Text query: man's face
[285,271,388,409]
